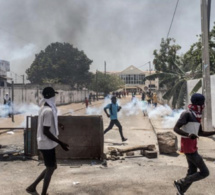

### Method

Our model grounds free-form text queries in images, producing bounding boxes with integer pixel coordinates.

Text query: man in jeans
[26,87,69,195]
[173,93,215,195]
[104,96,127,142]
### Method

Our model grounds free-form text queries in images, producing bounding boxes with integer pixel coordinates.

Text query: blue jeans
[178,151,209,193]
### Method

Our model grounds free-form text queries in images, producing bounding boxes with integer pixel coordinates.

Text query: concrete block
[145,150,158,159]
[140,149,146,156]
[126,151,134,156]
[30,115,104,160]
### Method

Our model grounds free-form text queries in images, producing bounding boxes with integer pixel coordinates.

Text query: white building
[117,65,159,93]
[0,59,10,87]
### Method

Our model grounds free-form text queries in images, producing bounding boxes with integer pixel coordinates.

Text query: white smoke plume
[13,103,40,116]
[147,103,185,128]
[15,103,40,127]
[161,109,184,129]
[85,96,113,115]
[148,104,173,119]
[0,103,40,127]
[11,43,36,60]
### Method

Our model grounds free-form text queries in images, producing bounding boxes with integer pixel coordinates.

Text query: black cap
[42,87,58,99]
[191,93,205,105]
[111,96,117,100]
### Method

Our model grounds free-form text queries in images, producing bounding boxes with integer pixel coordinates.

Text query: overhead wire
[137,61,151,69]
[167,0,180,39]
[138,1,180,71]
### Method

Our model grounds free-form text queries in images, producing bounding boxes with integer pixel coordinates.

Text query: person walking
[104,96,127,142]
[152,92,158,107]
[173,93,215,195]
[145,90,152,105]
[26,87,69,195]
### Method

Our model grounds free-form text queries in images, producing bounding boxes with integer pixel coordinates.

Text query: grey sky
[0,0,214,80]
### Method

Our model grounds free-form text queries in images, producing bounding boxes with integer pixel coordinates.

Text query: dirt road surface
[1,95,215,195]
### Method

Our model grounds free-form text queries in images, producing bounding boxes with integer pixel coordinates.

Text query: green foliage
[26,42,93,88]
[147,22,215,109]
[89,71,124,95]
[148,38,188,108]
[190,79,202,95]
[153,38,182,73]
[183,22,215,75]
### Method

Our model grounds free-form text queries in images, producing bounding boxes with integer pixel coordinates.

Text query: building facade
[118,65,159,93]
[0,59,10,87]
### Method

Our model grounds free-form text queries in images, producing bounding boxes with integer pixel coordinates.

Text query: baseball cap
[42,87,58,99]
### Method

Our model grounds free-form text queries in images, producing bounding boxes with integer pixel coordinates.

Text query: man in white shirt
[26,87,69,195]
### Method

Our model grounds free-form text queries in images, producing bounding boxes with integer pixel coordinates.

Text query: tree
[26,42,93,88]
[146,22,215,108]
[183,22,215,76]
[89,71,124,95]
[147,38,189,108]
[181,22,215,93]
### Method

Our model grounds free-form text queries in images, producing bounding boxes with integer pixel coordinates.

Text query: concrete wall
[26,115,104,160]
[187,75,215,127]
[0,84,92,106]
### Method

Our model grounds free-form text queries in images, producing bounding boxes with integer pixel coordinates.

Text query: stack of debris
[105,144,157,161]
[157,132,178,154]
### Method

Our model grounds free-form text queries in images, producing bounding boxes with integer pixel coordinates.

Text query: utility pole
[104,61,106,75]
[11,81,14,122]
[149,61,151,91]
[201,0,212,130]
[96,70,98,101]
[21,75,25,102]
[22,74,25,84]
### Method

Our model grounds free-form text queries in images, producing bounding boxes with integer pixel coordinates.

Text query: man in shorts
[104,96,127,142]
[173,93,215,195]
[26,87,69,195]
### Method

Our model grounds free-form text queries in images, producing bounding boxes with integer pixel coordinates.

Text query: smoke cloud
[1,0,214,77]
[84,96,184,130]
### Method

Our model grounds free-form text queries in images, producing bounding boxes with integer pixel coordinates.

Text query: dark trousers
[104,119,125,140]
[178,151,209,193]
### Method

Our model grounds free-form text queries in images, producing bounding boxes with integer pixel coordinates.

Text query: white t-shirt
[37,106,58,150]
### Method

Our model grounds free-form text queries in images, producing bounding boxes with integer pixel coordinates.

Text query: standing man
[3,93,11,117]
[89,93,92,105]
[83,97,89,108]
[26,87,69,195]
[104,96,127,142]
[152,92,158,108]
[141,91,145,101]
[173,93,215,195]
[145,90,152,105]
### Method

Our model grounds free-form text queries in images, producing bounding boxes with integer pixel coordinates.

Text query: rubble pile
[105,144,158,161]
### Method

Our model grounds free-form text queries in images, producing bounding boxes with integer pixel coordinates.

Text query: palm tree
[146,38,203,109]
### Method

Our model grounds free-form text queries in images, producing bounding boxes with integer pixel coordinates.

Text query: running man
[173,93,215,195]
[104,96,127,142]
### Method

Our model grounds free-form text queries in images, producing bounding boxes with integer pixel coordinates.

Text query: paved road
[1,96,215,195]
